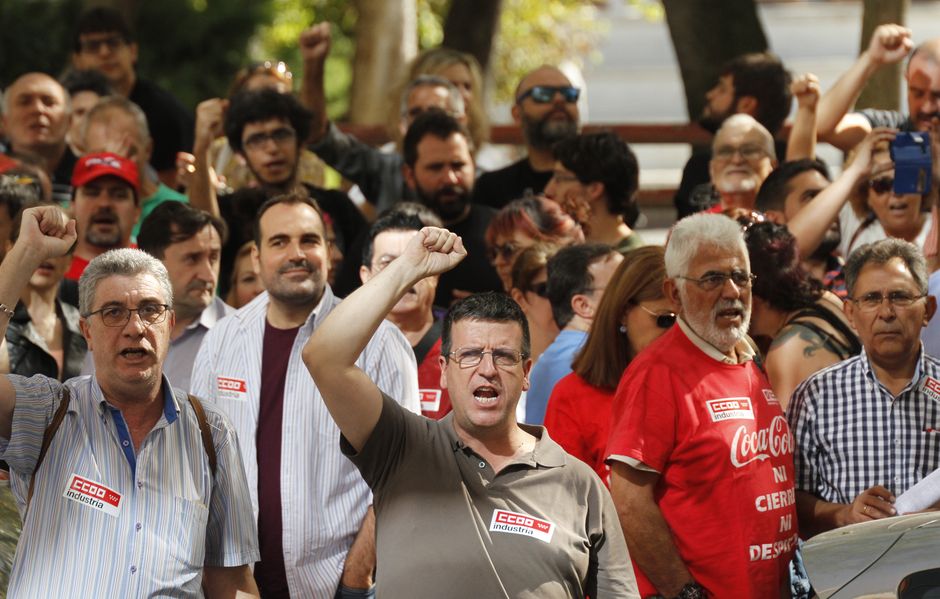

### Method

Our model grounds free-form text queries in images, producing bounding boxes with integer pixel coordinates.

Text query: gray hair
[80,95,151,147]
[78,248,173,315]
[399,75,465,119]
[665,213,747,278]
[713,113,776,161]
[844,238,929,296]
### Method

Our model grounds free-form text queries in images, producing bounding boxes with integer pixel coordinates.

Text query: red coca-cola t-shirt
[607,324,797,599]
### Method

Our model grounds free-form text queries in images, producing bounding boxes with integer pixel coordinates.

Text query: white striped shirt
[0,373,259,597]
[788,347,940,503]
[191,287,419,598]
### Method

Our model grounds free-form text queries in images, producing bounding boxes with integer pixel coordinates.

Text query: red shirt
[607,324,797,599]
[64,255,89,281]
[415,326,451,420]
[544,372,613,485]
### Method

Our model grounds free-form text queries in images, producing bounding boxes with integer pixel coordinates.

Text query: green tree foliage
[0,0,270,111]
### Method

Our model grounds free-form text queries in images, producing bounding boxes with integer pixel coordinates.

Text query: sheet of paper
[895,467,940,514]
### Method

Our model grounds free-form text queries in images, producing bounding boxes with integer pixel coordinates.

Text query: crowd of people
[0,6,939,598]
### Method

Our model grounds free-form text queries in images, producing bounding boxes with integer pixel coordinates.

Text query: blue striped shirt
[0,373,259,597]
[787,347,940,503]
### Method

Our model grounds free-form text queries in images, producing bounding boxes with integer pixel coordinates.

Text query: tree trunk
[442,0,503,72]
[856,0,909,111]
[661,0,769,121]
[349,0,417,124]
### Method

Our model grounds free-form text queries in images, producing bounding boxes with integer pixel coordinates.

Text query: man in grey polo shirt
[303,226,638,598]
[81,201,230,392]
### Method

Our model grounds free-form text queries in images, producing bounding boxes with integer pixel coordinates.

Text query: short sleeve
[606,363,677,472]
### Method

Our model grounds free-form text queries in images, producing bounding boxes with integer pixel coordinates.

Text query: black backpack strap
[27,387,71,512]
[187,394,216,477]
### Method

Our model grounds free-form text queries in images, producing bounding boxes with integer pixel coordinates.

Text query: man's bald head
[514,65,572,101]
[2,73,70,155]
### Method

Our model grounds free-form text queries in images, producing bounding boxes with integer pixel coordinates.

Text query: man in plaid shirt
[788,238,940,536]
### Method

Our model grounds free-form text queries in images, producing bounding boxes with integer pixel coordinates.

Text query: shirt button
[478,461,486,469]
[122,440,130,447]
[136,481,143,489]
[895,439,901,445]
[130,566,137,574]
[135,522,141,532]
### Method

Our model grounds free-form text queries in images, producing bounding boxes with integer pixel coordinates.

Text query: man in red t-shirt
[65,152,140,280]
[359,205,451,419]
[607,213,797,599]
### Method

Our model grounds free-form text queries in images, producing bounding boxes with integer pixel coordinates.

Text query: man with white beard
[606,213,798,599]
[704,114,777,215]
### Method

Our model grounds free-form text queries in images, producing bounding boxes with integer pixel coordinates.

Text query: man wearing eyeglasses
[191,87,365,299]
[0,206,260,596]
[303,226,639,598]
[474,65,581,210]
[71,7,193,188]
[704,114,777,215]
[788,238,940,536]
[608,213,797,599]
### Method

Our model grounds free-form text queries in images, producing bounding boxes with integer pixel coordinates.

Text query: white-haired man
[607,213,797,599]
[706,114,777,214]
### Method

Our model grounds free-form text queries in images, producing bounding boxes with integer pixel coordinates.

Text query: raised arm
[787,127,896,259]
[0,206,77,438]
[299,23,331,144]
[816,24,912,151]
[303,227,466,451]
[786,73,820,161]
[186,98,228,218]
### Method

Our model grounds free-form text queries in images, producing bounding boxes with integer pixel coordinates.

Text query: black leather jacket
[6,300,87,380]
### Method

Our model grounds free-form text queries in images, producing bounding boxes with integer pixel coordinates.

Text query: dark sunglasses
[487,242,519,263]
[638,304,677,329]
[868,177,894,195]
[516,85,580,104]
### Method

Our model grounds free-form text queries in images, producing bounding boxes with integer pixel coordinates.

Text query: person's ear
[403,164,416,190]
[735,95,758,116]
[924,295,937,326]
[663,278,682,309]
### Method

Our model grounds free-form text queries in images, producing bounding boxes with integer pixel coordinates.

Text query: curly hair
[745,221,822,311]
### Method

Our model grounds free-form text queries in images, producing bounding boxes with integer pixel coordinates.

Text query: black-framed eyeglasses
[638,304,677,329]
[516,85,580,104]
[78,34,126,54]
[868,177,894,195]
[528,281,549,298]
[849,290,926,312]
[678,270,756,292]
[243,127,296,151]
[84,303,170,327]
[447,347,527,369]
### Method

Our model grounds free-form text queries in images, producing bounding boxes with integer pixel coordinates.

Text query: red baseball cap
[71,152,140,193]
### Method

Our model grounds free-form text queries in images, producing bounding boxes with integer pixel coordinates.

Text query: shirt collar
[859,344,925,394]
[442,413,566,468]
[677,316,754,365]
[94,374,179,425]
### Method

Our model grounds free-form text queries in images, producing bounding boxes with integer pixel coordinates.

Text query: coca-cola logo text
[730,415,793,468]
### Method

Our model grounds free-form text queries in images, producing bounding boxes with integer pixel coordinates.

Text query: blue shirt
[1,374,259,597]
[525,330,588,425]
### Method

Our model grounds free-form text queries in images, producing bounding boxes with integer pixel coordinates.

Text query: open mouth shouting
[473,385,500,406]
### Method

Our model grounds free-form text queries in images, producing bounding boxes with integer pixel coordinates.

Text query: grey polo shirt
[82,296,233,393]
[343,393,639,599]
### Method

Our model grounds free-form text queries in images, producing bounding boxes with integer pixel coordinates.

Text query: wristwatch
[673,582,706,599]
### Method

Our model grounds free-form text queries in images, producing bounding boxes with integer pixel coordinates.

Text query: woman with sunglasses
[746,222,860,408]
[839,137,932,257]
[543,246,674,483]
[509,243,561,365]
[484,195,583,291]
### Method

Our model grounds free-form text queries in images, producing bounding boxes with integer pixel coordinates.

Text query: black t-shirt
[217,184,366,298]
[129,78,194,172]
[436,204,503,306]
[51,147,78,206]
[472,157,553,210]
